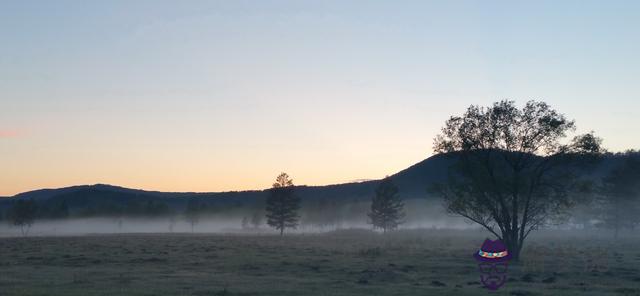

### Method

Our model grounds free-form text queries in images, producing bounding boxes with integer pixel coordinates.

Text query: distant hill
[1,151,637,214]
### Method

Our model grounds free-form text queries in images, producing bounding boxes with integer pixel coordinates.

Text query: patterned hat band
[478,250,508,259]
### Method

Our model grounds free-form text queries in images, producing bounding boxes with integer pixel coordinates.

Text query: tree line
[0,172,406,236]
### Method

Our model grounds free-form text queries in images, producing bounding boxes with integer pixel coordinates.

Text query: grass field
[1,229,639,296]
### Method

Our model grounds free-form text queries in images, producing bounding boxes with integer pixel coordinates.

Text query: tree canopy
[8,199,38,236]
[265,173,300,236]
[368,177,405,233]
[432,100,602,260]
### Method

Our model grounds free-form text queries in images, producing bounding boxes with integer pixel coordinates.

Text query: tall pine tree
[368,177,405,233]
[265,173,300,236]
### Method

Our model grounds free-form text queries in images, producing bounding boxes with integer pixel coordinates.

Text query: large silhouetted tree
[599,157,640,238]
[8,199,38,236]
[368,177,405,233]
[265,173,300,236]
[432,100,602,260]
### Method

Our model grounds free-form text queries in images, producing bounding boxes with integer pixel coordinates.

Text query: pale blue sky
[1,1,639,195]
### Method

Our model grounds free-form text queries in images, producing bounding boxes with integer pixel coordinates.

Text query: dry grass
[0,229,639,295]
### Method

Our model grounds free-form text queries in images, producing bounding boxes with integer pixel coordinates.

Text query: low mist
[0,199,476,237]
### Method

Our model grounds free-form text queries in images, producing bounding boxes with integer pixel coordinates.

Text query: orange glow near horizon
[1,155,432,196]
[0,127,435,196]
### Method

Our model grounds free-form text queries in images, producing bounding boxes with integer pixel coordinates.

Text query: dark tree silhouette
[8,199,38,236]
[432,100,602,260]
[599,157,640,238]
[265,172,300,236]
[184,198,202,232]
[368,177,405,233]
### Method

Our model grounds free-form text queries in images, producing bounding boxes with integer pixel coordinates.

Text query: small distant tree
[599,157,640,238]
[250,211,262,229]
[265,172,300,236]
[368,177,405,233]
[184,198,202,232]
[8,199,38,236]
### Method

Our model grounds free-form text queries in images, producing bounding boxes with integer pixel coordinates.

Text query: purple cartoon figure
[474,239,512,290]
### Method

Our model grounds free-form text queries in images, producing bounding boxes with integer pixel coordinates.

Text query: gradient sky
[2,1,639,196]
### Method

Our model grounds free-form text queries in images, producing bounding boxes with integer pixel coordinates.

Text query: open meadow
[1,229,639,296]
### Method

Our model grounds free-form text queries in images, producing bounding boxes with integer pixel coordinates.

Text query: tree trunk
[504,231,522,261]
[510,243,522,261]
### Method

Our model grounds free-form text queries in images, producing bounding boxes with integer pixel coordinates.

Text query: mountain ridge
[3,151,637,209]
[8,153,454,202]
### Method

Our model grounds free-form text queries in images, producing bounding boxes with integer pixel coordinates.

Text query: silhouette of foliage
[8,199,38,236]
[432,100,603,260]
[265,173,300,236]
[368,177,405,233]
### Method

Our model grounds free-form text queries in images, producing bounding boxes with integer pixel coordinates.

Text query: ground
[0,229,639,296]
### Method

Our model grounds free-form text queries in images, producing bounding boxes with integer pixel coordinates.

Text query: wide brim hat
[474,238,512,262]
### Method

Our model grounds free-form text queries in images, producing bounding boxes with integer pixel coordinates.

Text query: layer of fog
[1,199,618,237]
[0,218,472,238]
[0,200,481,237]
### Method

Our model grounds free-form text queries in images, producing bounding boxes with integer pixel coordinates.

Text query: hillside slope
[2,152,636,212]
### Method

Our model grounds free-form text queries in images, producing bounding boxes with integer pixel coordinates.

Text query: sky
[1,0,639,196]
